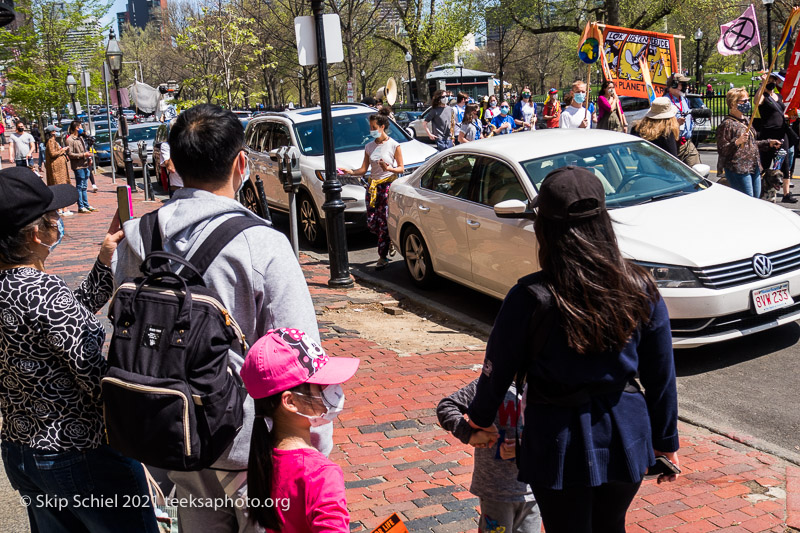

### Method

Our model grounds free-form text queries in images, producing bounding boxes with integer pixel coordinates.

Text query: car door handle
[418,205,430,212]
[466,219,481,228]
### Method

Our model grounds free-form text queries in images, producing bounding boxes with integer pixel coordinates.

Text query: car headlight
[635,262,702,288]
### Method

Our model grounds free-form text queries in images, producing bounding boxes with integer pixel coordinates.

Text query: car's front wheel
[298,192,324,248]
[239,181,265,218]
[402,226,435,288]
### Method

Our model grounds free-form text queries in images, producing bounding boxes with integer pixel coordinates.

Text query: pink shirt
[268,448,349,533]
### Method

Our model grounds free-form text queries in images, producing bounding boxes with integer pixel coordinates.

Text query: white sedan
[387,130,800,348]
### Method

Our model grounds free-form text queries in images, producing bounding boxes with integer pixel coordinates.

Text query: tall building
[116,0,165,34]
[64,16,102,68]
[376,0,405,36]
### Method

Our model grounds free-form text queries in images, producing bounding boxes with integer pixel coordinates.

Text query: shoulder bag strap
[514,283,555,467]
[139,210,162,254]
[187,215,268,277]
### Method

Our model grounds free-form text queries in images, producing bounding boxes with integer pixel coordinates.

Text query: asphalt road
[264,148,800,465]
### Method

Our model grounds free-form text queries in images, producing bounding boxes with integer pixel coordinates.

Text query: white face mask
[295,384,345,426]
[369,129,381,139]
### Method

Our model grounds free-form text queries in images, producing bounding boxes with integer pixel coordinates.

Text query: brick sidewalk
[44,171,799,533]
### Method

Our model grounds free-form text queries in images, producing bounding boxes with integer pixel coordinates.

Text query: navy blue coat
[467,272,679,490]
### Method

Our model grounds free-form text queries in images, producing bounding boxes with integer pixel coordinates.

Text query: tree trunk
[606,0,620,27]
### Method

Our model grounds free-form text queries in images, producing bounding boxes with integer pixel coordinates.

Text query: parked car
[151,121,176,192]
[620,96,651,132]
[92,131,113,166]
[113,123,160,172]
[242,103,438,246]
[395,111,423,131]
[387,130,800,348]
[408,107,432,142]
[686,93,711,143]
[120,109,139,124]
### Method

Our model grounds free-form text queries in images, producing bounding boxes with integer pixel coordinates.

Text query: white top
[521,102,536,130]
[159,141,183,188]
[365,137,400,181]
[559,105,590,129]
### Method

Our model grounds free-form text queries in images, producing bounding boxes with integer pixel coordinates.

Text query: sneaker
[62,210,74,217]
[376,257,389,271]
[87,206,98,212]
[91,185,98,193]
[78,208,90,214]
[388,243,397,257]
[783,194,799,204]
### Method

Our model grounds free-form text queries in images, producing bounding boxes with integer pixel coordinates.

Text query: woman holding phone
[465,166,679,533]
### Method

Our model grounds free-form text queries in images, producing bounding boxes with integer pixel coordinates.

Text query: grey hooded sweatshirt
[112,188,320,470]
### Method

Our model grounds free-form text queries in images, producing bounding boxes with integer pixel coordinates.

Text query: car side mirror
[493,199,536,220]
[692,163,710,178]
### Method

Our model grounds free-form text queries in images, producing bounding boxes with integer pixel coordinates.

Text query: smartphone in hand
[117,185,133,224]
[645,455,681,478]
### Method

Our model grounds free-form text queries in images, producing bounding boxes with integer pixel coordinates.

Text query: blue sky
[100,0,128,34]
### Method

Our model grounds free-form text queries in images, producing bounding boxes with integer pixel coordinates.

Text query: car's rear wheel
[299,192,324,248]
[239,181,265,218]
[402,226,435,288]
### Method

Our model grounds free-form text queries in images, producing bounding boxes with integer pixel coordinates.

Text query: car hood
[304,140,437,169]
[613,183,800,267]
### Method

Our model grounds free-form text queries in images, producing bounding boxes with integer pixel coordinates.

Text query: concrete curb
[788,466,800,529]
[304,250,493,338]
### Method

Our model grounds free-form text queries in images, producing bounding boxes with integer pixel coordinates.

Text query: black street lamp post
[764,0,775,67]
[66,70,78,120]
[405,52,413,104]
[311,0,352,287]
[106,29,135,191]
[694,29,703,85]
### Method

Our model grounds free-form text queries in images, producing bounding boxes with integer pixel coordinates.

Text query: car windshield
[293,113,410,156]
[124,126,159,142]
[94,132,111,144]
[521,141,708,208]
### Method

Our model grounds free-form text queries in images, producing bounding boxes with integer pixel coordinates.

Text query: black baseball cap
[532,166,605,221]
[0,167,77,236]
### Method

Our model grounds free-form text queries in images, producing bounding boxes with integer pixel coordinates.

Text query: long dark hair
[534,210,657,354]
[248,382,312,530]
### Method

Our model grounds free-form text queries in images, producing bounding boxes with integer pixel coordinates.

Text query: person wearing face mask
[424,89,456,151]
[44,125,74,216]
[10,121,35,168]
[597,80,627,132]
[66,121,96,213]
[492,101,516,135]
[717,87,782,198]
[0,167,160,533]
[240,328,359,533]
[543,89,561,129]
[757,71,797,203]
[486,95,500,122]
[112,104,320,533]
[666,74,701,167]
[559,81,592,129]
[513,87,536,131]
[340,110,404,269]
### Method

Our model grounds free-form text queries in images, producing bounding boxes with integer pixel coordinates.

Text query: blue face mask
[78,128,84,135]
[41,218,64,252]
[500,106,509,114]
[369,129,382,139]
[573,93,586,104]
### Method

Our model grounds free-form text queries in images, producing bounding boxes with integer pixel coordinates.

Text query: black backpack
[103,211,265,471]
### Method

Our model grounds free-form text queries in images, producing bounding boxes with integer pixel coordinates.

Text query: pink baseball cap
[240,328,360,399]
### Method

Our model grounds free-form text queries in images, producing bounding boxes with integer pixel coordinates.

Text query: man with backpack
[111,104,320,532]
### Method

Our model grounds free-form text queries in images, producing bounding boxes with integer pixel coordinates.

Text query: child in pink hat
[240,328,359,532]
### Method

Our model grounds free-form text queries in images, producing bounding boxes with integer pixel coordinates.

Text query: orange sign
[602,25,678,99]
[370,513,409,533]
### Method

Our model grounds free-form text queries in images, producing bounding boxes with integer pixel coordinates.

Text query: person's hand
[499,439,516,460]
[428,133,436,141]
[770,139,782,149]
[735,132,750,147]
[654,450,680,484]
[98,210,124,267]
[469,429,499,449]
[379,160,389,171]
[339,167,352,175]
[677,116,686,126]
[579,118,588,128]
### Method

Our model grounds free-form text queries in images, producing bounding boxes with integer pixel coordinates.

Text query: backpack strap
[187,215,268,277]
[139,210,163,254]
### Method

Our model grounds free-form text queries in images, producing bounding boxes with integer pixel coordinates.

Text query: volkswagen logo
[752,254,773,279]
